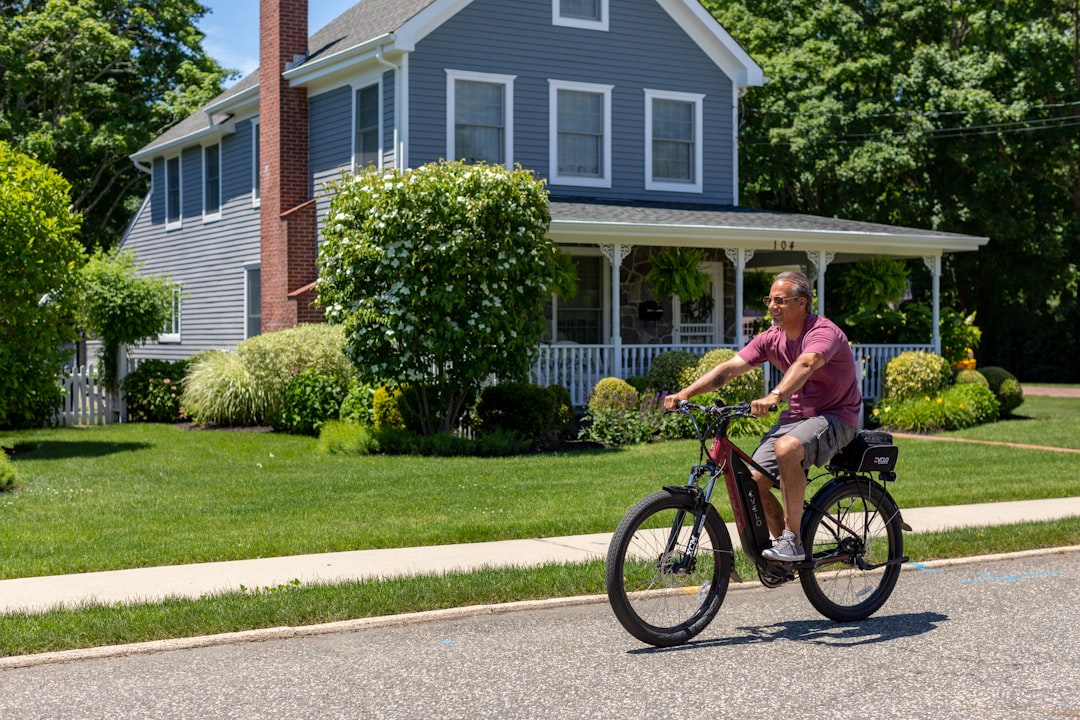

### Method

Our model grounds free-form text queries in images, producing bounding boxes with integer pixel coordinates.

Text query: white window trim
[548,79,613,188]
[445,69,515,170]
[251,116,261,208]
[552,0,608,31]
[165,154,183,231]
[352,79,383,172]
[644,88,704,193]
[202,142,222,223]
[159,286,182,344]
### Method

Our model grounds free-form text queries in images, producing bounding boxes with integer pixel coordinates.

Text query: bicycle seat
[829,430,898,472]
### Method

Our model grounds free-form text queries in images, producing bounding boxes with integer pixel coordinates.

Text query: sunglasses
[762,296,802,307]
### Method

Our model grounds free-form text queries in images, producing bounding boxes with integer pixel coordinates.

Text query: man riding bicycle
[663,270,861,562]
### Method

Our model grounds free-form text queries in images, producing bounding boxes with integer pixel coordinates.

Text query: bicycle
[605,399,911,647]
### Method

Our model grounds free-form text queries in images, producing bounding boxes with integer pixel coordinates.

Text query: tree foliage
[705,0,1080,380]
[78,249,179,389]
[0,0,233,250]
[318,161,559,435]
[0,140,84,428]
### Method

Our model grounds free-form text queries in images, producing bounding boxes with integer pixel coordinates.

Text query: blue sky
[197,2,358,83]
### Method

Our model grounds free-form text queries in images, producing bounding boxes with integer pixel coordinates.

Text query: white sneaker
[762,530,805,562]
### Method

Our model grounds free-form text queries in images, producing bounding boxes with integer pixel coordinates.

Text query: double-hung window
[160,286,182,343]
[446,70,514,168]
[355,83,380,170]
[203,143,221,220]
[553,0,608,31]
[549,80,612,188]
[245,266,261,338]
[645,89,704,193]
[165,155,182,230]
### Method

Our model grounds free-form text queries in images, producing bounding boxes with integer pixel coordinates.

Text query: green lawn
[0,394,1078,656]
[2,394,1079,580]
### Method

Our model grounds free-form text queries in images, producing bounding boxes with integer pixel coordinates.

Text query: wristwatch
[768,389,783,399]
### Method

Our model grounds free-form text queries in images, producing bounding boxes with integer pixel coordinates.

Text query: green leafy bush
[317,420,378,455]
[587,377,640,412]
[372,386,408,432]
[180,351,269,426]
[237,324,354,407]
[979,366,1025,416]
[680,349,764,403]
[645,351,699,392]
[122,359,189,422]
[882,351,952,400]
[0,451,17,491]
[953,369,989,389]
[873,383,999,432]
[339,381,377,426]
[272,368,350,436]
[474,382,573,448]
[0,141,84,429]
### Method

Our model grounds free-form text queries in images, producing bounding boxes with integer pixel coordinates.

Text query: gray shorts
[751,415,857,484]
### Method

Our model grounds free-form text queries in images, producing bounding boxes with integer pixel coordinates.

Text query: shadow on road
[630,611,949,654]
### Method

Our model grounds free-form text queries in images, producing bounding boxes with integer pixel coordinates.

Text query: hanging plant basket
[645,248,709,300]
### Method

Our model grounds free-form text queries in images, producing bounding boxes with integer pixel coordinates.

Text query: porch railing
[532,343,932,407]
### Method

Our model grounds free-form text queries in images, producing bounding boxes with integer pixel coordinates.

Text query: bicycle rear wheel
[605,490,733,646]
[799,480,904,622]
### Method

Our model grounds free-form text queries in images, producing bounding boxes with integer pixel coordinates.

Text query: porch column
[724,248,754,346]
[601,243,632,377]
[806,250,835,316]
[924,255,942,355]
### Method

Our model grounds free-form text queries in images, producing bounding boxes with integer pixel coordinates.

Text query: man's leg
[752,470,785,538]
[772,434,808,543]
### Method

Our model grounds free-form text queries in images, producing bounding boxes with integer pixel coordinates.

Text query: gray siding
[310,85,353,227]
[383,69,396,168]
[121,118,262,362]
[407,0,736,204]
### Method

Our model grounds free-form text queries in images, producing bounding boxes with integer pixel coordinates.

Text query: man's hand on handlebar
[749,395,779,418]
[662,392,687,412]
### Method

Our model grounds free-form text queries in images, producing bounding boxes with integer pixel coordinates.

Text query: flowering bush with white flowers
[318,161,560,435]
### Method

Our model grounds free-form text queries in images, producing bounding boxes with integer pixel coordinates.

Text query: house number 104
[774,241,795,250]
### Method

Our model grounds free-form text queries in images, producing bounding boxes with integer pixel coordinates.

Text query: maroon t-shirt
[737,314,862,427]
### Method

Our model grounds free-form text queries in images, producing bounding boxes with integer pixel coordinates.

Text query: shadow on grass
[8,441,151,461]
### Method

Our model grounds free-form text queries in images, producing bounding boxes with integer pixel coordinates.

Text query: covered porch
[532,199,989,406]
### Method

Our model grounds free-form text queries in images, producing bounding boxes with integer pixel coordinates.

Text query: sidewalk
[2,497,1079,615]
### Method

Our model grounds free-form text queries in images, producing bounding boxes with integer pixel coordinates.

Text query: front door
[674,262,724,344]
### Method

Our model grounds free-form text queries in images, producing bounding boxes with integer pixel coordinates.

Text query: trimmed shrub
[953,369,989,389]
[587,377,639,412]
[180,351,270,426]
[873,383,999,432]
[646,351,699,392]
[0,450,16,491]
[122,359,189,423]
[272,368,350,435]
[882,351,952,400]
[979,366,1025,417]
[680,349,764,404]
[317,420,378,455]
[474,382,573,447]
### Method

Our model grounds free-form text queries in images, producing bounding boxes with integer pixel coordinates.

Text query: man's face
[766,281,806,324]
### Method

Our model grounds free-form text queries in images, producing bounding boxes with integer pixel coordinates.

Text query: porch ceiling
[547,198,988,257]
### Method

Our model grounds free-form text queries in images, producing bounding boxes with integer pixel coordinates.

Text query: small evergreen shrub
[0,451,17,491]
[953,369,989,389]
[873,383,999,432]
[122,359,189,423]
[180,351,270,426]
[680,349,764,404]
[882,351,952,400]
[317,420,378,455]
[587,377,640,412]
[474,382,572,448]
[372,386,408,432]
[979,366,1025,416]
[646,351,699,392]
[624,375,651,394]
[272,368,350,435]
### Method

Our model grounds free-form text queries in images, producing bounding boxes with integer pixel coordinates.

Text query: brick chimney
[259,0,320,332]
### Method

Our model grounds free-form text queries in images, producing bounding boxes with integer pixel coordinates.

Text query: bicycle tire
[605,490,733,646]
[799,479,904,622]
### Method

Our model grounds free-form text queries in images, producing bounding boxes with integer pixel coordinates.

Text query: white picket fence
[54,364,125,426]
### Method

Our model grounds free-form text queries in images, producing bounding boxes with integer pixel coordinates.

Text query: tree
[0,0,233,251]
[78,249,179,390]
[0,140,84,428]
[318,161,561,435]
[704,0,1080,380]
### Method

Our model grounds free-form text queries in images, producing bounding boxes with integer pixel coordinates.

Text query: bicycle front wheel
[605,490,733,646]
[799,480,904,622]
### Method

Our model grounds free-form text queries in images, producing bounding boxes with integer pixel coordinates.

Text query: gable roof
[133,0,763,160]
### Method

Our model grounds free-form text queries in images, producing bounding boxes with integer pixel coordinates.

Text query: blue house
[121,0,987,404]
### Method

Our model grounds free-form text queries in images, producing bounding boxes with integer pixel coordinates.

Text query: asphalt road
[1,550,1077,720]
